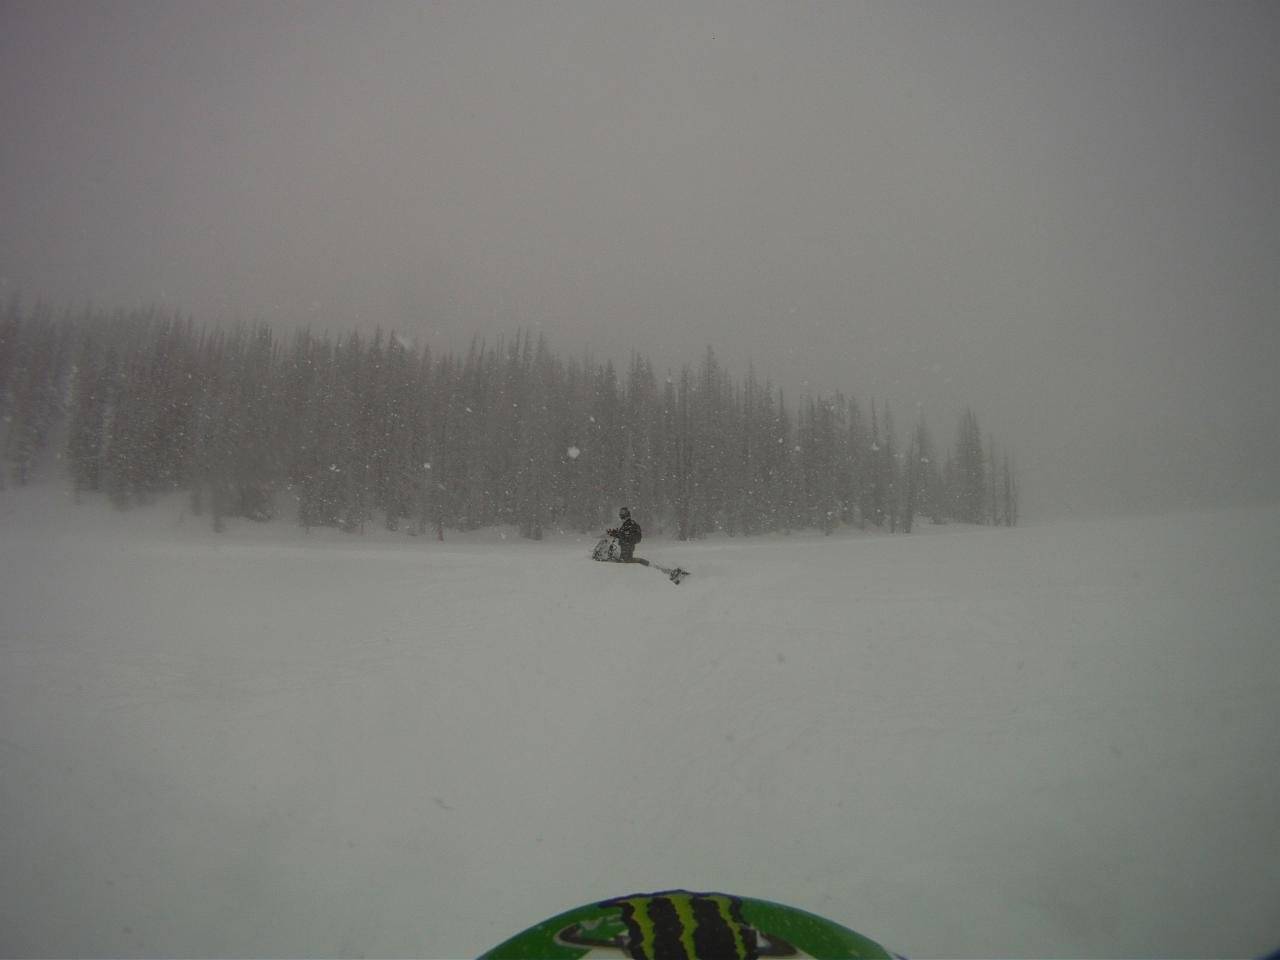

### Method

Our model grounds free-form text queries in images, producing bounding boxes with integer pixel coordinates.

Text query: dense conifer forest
[0,298,1017,537]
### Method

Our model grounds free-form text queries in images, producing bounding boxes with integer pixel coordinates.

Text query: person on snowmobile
[606,507,648,565]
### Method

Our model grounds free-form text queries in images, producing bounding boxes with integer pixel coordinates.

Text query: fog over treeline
[2,3,1277,520]
[1,298,1015,538]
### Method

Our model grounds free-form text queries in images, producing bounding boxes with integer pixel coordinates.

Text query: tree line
[0,297,1018,537]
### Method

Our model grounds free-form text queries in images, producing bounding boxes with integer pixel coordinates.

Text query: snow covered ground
[1,485,1277,958]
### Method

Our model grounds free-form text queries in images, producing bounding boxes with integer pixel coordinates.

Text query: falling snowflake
[567,446,581,459]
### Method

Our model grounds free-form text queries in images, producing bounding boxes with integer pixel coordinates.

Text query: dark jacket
[611,517,642,545]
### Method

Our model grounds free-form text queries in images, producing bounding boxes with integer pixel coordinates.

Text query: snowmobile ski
[657,564,690,584]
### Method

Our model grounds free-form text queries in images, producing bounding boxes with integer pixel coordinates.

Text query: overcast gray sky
[2,0,1277,517]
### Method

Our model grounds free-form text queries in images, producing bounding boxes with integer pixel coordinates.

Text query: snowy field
[1,485,1277,959]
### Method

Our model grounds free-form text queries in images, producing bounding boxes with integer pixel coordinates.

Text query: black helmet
[619,507,631,520]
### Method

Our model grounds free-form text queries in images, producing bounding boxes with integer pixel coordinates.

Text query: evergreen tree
[514,335,558,538]
[865,400,885,527]
[903,417,939,531]
[953,407,986,524]
[66,330,113,497]
[882,404,899,532]
[622,351,659,531]
[1003,452,1019,527]
[4,303,71,485]
[844,396,868,528]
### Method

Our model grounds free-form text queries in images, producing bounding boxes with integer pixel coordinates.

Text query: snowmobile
[591,535,690,585]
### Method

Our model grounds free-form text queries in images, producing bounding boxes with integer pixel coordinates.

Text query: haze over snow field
[1,485,1277,958]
